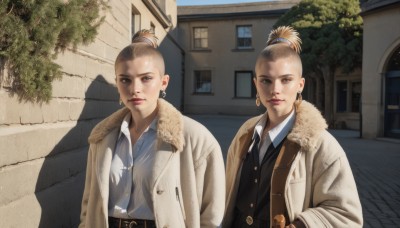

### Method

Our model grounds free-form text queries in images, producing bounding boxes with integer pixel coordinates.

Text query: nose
[130,79,142,95]
[271,80,281,95]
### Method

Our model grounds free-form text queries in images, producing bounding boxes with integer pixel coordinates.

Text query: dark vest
[232,136,286,228]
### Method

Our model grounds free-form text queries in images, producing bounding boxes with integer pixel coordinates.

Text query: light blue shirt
[250,110,295,164]
[108,113,157,219]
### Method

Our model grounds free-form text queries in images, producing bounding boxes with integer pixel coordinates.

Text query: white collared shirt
[250,110,296,164]
[108,113,157,219]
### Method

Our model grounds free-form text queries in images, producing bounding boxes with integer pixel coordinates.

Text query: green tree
[0,0,107,102]
[275,0,363,126]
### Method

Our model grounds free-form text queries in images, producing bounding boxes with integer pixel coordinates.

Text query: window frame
[193,27,209,50]
[193,70,212,94]
[236,25,253,49]
[131,5,141,41]
[234,71,256,98]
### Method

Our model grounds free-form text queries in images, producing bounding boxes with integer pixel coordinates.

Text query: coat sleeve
[195,140,226,228]
[296,133,363,228]
[78,145,95,228]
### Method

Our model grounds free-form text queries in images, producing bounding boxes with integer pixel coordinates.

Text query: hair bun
[266,26,302,54]
[132,29,158,48]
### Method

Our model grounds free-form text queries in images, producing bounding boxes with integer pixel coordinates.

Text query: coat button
[246,216,253,225]
[157,190,164,194]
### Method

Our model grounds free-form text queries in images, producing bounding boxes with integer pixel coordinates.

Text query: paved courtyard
[190,114,400,228]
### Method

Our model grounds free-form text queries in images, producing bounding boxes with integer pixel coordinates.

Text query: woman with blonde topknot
[79,30,225,228]
[223,26,362,228]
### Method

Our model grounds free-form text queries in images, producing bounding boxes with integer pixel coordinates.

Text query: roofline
[361,0,400,16]
[178,9,289,22]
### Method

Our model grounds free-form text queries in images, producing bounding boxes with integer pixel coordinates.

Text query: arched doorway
[385,45,400,138]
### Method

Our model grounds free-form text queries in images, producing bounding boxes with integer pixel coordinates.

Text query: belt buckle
[128,220,138,228]
[246,215,254,225]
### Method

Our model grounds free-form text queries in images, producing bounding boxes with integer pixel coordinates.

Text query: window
[131,6,141,41]
[194,70,212,94]
[235,71,255,98]
[351,82,361,112]
[387,46,400,71]
[336,81,347,112]
[193,27,208,49]
[336,80,361,113]
[237,25,252,49]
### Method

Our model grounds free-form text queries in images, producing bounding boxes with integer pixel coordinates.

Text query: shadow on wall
[156,27,185,112]
[34,75,120,227]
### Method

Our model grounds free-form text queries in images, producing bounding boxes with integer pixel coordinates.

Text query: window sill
[231,48,254,52]
[191,49,212,52]
[192,92,214,96]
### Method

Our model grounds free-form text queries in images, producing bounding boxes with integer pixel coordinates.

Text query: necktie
[249,134,261,164]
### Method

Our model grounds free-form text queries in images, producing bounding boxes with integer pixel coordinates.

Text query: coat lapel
[150,141,175,189]
[95,128,119,213]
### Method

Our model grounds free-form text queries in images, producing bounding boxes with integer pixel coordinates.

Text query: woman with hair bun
[79,29,225,228]
[223,26,362,228]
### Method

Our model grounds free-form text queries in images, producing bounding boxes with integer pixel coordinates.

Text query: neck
[265,108,293,131]
[130,107,158,133]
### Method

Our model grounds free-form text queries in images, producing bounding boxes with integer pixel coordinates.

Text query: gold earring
[119,98,122,105]
[256,93,261,107]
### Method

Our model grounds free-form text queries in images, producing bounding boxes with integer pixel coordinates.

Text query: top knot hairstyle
[255,26,303,76]
[115,29,165,75]
[266,26,302,54]
[132,29,159,48]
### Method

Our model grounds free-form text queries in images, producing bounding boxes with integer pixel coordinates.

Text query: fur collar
[88,99,184,151]
[288,100,328,151]
[240,100,327,152]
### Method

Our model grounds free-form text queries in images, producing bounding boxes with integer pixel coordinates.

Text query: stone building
[0,0,182,227]
[361,0,400,139]
[178,0,301,115]
[177,0,362,131]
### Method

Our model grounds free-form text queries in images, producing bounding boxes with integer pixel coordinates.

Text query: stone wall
[0,1,129,227]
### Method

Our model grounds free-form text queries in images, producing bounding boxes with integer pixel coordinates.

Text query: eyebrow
[258,74,295,78]
[117,72,155,77]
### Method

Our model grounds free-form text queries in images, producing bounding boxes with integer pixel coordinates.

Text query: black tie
[250,134,261,164]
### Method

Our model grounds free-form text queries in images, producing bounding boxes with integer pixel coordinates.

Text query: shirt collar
[118,113,132,139]
[118,113,158,139]
[253,110,296,147]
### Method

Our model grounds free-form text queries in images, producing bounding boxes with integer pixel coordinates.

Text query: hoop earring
[255,93,261,107]
[160,90,166,98]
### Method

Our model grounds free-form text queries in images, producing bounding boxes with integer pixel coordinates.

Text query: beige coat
[223,101,363,228]
[79,99,225,228]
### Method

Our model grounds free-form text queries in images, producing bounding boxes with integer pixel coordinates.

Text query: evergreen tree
[0,0,107,102]
[275,0,363,126]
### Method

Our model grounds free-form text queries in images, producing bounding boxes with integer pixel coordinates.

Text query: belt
[108,217,156,228]
[233,209,268,227]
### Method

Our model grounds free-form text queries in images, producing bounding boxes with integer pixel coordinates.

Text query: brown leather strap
[271,140,300,227]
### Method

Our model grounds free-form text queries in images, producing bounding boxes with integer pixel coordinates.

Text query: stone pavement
[190,114,400,228]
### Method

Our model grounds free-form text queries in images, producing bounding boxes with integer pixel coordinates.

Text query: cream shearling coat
[223,101,363,228]
[79,99,225,228]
